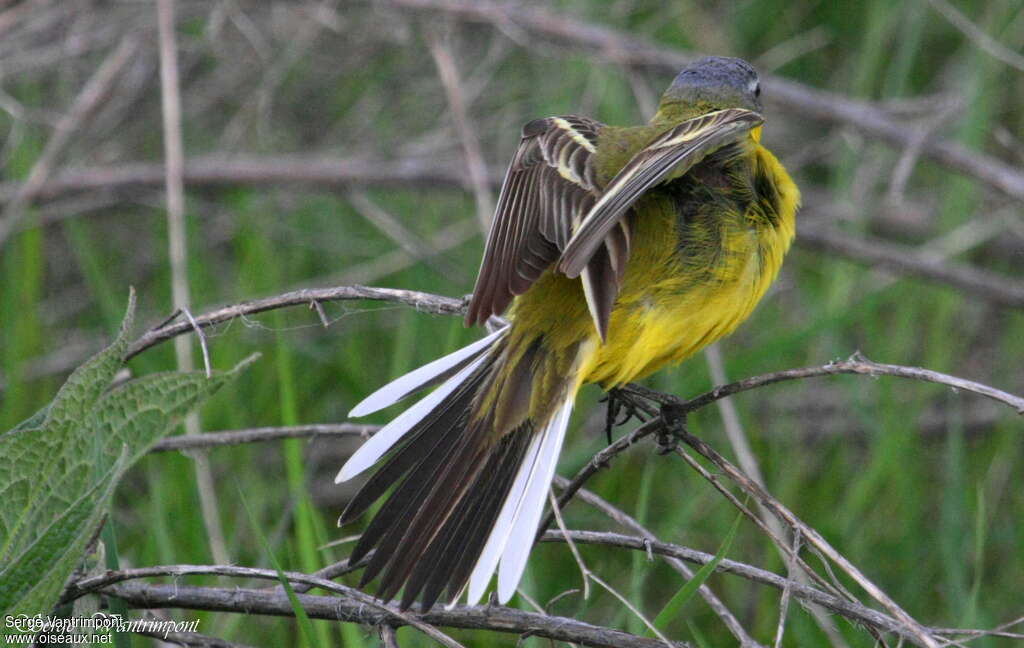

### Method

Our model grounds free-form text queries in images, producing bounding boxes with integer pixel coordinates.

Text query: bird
[335,56,800,612]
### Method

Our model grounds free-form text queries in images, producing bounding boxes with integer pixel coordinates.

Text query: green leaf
[649,512,743,635]
[0,291,257,633]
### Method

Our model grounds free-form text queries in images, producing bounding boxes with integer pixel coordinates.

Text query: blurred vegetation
[1,0,1022,646]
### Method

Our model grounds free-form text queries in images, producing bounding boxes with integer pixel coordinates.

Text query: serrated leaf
[0,292,257,633]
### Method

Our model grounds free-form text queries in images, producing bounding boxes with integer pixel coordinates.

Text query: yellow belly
[579,207,782,386]
[505,142,798,411]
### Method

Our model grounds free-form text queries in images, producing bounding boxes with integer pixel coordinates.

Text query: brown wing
[465,115,632,338]
[559,108,764,278]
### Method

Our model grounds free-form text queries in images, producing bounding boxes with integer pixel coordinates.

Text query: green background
[2,0,1022,645]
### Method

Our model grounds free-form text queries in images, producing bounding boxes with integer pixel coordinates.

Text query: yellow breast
[579,143,798,388]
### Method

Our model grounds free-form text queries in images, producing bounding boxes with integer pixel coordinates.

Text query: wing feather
[465,116,604,327]
[559,108,763,278]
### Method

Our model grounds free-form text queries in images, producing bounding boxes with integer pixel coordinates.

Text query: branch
[798,223,1024,309]
[664,352,1024,415]
[669,429,940,647]
[125,285,466,360]
[385,0,1024,202]
[100,581,689,648]
[72,564,464,648]
[0,156,472,204]
[538,529,911,639]
[125,283,1023,417]
[149,423,378,452]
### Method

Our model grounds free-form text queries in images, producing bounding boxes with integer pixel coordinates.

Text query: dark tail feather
[339,332,576,611]
[339,347,531,610]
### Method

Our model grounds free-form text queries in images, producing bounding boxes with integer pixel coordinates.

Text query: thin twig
[345,189,462,278]
[380,625,401,648]
[548,489,591,601]
[182,307,211,378]
[149,423,379,452]
[625,353,1024,415]
[704,345,847,647]
[562,483,765,648]
[588,572,674,648]
[772,531,801,648]
[671,430,940,647]
[309,300,330,328]
[425,28,494,232]
[537,529,924,639]
[797,223,1024,309]
[126,285,466,360]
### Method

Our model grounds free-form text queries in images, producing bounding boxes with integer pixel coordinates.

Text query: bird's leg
[599,387,651,444]
[656,403,688,455]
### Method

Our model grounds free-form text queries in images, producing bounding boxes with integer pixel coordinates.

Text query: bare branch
[125,285,466,360]
[798,223,1024,309]
[669,431,939,647]
[537,529,919,639]
[126,285,1024,414]
[100,581,690,648]
[149,423,378,452]
[560,483,764,647]
[667,353,1024,415]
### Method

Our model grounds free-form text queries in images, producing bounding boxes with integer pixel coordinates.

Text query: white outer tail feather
[348,326,508,418]
[465,394,575,605]
[335,351,491,484]
[497,396,574,602]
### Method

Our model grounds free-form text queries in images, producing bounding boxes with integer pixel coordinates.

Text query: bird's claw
[656,403,688,454]
[600,387,651,444]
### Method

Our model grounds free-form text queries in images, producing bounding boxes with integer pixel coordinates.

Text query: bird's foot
[599,387,652,444]
[656,403,688,455]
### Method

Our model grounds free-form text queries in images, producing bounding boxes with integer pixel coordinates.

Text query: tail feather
[339,368,482,527]
[466,428,546,603]
[336,348,493,483]
[374,433,489,598]
[337,330,578,610]
[348,326,507,417]
[496,397,573,602]
[416,433,531,608]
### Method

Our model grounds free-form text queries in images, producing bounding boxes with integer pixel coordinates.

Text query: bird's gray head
[661,56,762,114]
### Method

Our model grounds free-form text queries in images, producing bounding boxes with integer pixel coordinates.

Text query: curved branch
[100,581,690,648]
[126,285,466,360]
[540,530,908,637]
[667,352,1024,414]
[68,565,464,648]
[125,284,1024,417]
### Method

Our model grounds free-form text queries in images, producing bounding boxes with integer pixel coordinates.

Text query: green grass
[4,0,1024,645]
